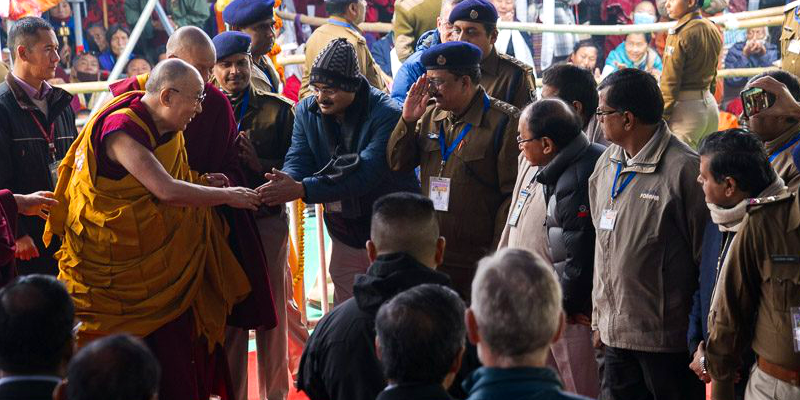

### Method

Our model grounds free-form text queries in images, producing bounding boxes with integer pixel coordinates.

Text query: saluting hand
[402,75,430,123]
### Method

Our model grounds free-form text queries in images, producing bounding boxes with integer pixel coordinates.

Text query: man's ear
[551,311,566,345]
[374,337,382,361]
[366,240,378,263]
[435,236,446,267]
[465,309,481,345]
[15,46,27,63]
[572,101,584,120]
[489,28,498,44]
[159,88,172,107]
[542,137,558,155]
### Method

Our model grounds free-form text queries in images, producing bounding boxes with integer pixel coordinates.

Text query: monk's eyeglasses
[167,88,207,104]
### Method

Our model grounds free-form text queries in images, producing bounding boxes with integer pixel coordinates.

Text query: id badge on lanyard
[30,111,59,187]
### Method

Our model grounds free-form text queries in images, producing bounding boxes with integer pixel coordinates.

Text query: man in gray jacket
[588,68,708,400]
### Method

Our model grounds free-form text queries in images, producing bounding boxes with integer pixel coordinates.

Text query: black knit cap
[310,38,362,92]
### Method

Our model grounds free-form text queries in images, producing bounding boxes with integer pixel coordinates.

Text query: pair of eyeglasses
[167,87,206,104]
[516,135,536,144]
[309,86,339,97]
[595,109,624,117]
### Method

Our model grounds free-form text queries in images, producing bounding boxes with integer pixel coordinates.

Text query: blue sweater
[391,29,440,105]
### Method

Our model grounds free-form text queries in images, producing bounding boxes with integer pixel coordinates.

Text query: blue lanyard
[611,162,636,200]
[438,95,491,165]
[768,132,800,163]
[327,18,357,31]
[236,90,250,132]
[794,6,800,24]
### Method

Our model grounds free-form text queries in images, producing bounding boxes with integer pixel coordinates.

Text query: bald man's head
[165,26,216,82]
[145,58,203,95]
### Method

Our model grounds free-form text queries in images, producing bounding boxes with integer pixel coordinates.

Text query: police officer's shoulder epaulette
[785,0,800,12]
[497,52,534,73]
[489,97,520,118]
[746,191,795,213]
[395,0,425,11]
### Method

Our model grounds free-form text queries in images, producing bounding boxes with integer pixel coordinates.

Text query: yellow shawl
[44,91,250,349]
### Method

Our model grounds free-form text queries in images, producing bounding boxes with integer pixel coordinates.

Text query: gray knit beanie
[310,38,362,92]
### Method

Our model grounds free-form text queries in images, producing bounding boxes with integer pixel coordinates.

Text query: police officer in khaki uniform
[298,0,388,99]
[387,41,520,298]
[661,0,722,148]
[704,73,800,400]
[393,0,443,61]
[223,0,283,94]
[211,32,301,400]
[781,0,800,78]
[449,0,537,111]
[705,191,800,400]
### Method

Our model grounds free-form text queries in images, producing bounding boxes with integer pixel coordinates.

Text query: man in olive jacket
[588,69,708,400]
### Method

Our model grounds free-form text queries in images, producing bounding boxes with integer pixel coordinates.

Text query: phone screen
[742,88,773,118]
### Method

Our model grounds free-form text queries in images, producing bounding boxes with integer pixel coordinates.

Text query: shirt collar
[10,73,52,101]
[609,120,672,173]
[670,11,701,34]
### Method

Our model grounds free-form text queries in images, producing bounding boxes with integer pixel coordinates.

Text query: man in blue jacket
[390,0,459,105]
[257,39,419,305]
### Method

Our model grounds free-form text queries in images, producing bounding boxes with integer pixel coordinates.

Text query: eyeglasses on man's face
[167,87,206,104]
[309,85,339,97]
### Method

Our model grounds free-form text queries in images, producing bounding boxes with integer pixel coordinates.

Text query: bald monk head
[142,58,205,133]
[165,26,216,82]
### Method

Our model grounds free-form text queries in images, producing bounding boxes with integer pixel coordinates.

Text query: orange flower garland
[268,0,285,83]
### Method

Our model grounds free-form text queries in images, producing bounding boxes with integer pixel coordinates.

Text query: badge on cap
[470,9,479,19]
[437,55,447,65]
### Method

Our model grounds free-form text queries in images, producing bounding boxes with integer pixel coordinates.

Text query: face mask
[633,12,657,24]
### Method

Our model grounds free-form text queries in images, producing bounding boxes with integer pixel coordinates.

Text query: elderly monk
[110,26,278,335]
[44,59,258,400]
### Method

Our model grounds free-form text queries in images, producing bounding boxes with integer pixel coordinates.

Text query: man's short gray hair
[144,58,200,94]
[471,248,562,360]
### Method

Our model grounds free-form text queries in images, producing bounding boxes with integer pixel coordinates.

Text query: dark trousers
[604,346,704,400]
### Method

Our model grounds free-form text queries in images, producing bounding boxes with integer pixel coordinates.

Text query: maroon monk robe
[0,189,18,287]
[110,77,278,331]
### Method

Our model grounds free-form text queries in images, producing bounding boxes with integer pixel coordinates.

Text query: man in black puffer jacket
[514,98,605,397]
[297,192,451,400]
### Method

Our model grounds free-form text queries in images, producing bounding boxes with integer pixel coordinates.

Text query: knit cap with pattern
[309,38,362,92]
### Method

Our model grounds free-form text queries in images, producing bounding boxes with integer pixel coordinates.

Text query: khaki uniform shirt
[392,0,442,61]
[781,1,800,78]
[706,192,800,383]
[481,47,538,111]
[660,11,722,120]
[765,122,800,192]
[387,88,520,295]
[588,121,709,352]
[299,17,387,99]
[251,55,282,95]
[497,154,552,266]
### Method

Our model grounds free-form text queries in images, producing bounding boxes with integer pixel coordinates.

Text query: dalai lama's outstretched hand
[256,169,305,206]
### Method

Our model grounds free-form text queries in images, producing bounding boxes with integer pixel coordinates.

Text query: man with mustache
[0,17,77,277]
[257,39,419,305]
[211,31,303,400]
[222,0,283,94]
[387,41,520,299]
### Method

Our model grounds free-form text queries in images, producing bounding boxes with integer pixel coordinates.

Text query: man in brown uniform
[298,0,388,99]
[780,0,800,78]
[705,192,800,400]
[705,73,800,400]
[211,32,304,400]
[387,41,519,298]
[393,0,443,61]
[449,0,537,111]
[223,0,283,94]
[661,0,722,148]
[742,70,800,191]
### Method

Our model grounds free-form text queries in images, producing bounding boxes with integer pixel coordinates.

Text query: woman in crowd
[99,24,135,71]
[601,32,663,79]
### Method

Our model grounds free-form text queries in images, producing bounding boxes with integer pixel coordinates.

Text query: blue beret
[223,0,275,27]
[213,31,252,61]
[421,42,482,70]
[448,0,498,24]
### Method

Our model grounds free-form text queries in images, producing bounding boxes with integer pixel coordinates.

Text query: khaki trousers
[669,90,719,149]
[546,323,601,398]
[226,213,308,400]
[745,364,800,400]
[328,234,371,306]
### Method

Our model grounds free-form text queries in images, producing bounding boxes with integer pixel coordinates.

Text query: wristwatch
[700,355,707,374]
